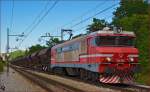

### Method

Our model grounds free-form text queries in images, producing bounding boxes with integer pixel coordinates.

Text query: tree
[46,38,60,47]
[0,61,4,72]
[9,50,25,60]
[112,0,150,85]
[0,57,4,72]
[112,0,149,26]
[87,18,108,32]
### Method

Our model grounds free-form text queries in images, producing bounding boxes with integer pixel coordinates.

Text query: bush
[0,61,4,72]
[116,15,150,85]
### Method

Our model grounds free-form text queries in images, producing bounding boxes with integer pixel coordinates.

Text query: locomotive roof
[89,30,135,37]
[52,30,135,49]
[53,35,86,49]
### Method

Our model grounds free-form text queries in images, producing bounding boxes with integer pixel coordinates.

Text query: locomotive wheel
[87,71,92,80]
[87,71,99,82]
[91,72,99,82]
[84,70,89,80]
[80,69,85,80]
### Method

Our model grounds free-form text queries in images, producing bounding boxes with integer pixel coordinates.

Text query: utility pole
[0,0,1,56]
[0,20,2,56]
[6,28,9,75]
[6,28,24,75]
[61,29,73,41]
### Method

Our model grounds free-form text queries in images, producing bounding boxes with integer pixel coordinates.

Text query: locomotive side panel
[55,48,63,62]
[80,39,87,54]
[62,42,80,62]
[53,36,87,63]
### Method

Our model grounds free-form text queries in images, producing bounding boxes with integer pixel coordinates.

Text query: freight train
[11,28,140,84]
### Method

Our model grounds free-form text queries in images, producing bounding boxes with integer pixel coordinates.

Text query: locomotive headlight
[129,57,134,62]
[106,57,111,62]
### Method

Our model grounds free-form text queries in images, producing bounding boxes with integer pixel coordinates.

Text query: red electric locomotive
[51,28,139,84]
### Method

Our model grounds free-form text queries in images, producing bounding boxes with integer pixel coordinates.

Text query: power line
[75,14,114,32]
[17,0,51,49]
[22,0,51,34]
[70,3,119,29]
[25,0,58,37]
[62,3,118,38]
[53,1,107,35]
[17,0,59,48]
[60,1,107,28]
[62,3,118,39]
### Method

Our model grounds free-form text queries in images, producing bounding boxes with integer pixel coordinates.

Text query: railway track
[66,75,150,92]
[11,66,83,92]
[41,69,150,92]
[11,65,150,92]
[11,65,118,92]
[83,77,150,92]
[127,84,150,92]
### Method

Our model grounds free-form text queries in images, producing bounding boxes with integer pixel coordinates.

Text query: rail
[11,65,123,92]
[11,65,83,92]
[11,65,150,92]
[128,84,150,92]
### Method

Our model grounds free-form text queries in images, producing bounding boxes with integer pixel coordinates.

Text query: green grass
[135,66,150,85]
[0,61,4,72]
[136,73,150,85]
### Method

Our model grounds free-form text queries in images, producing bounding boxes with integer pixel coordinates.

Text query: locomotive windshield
[95,36,135,46]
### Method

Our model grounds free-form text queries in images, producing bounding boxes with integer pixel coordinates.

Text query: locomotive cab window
[95,36,135,46]
[56,48,62,53]
[90,38,96,46]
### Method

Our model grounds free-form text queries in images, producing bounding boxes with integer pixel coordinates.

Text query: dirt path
[0,67,48,92]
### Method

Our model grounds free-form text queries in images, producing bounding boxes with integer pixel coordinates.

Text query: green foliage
[112,0,150,85]
[46,38,60,47]
[9,44,46,59]
[87,18,108,32]
[0,61,4,72]
[9,50,25,60]
[27,44,46,55]
[113,0,149,26]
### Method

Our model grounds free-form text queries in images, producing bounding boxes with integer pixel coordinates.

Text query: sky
[0,0,120,53]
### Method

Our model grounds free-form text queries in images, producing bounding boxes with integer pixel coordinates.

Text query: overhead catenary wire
[70,3,119,29]
[60,1,107,28]
[63,3,119,36]
[17,0,59,48]
[75,14,114,32]
[53,1,107,35]
[64,14,113,39]
[57,1,107,37]
[62,3,118,38]
[22,0,51,34]
[15,0,51,49]
[18,1,118,49]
